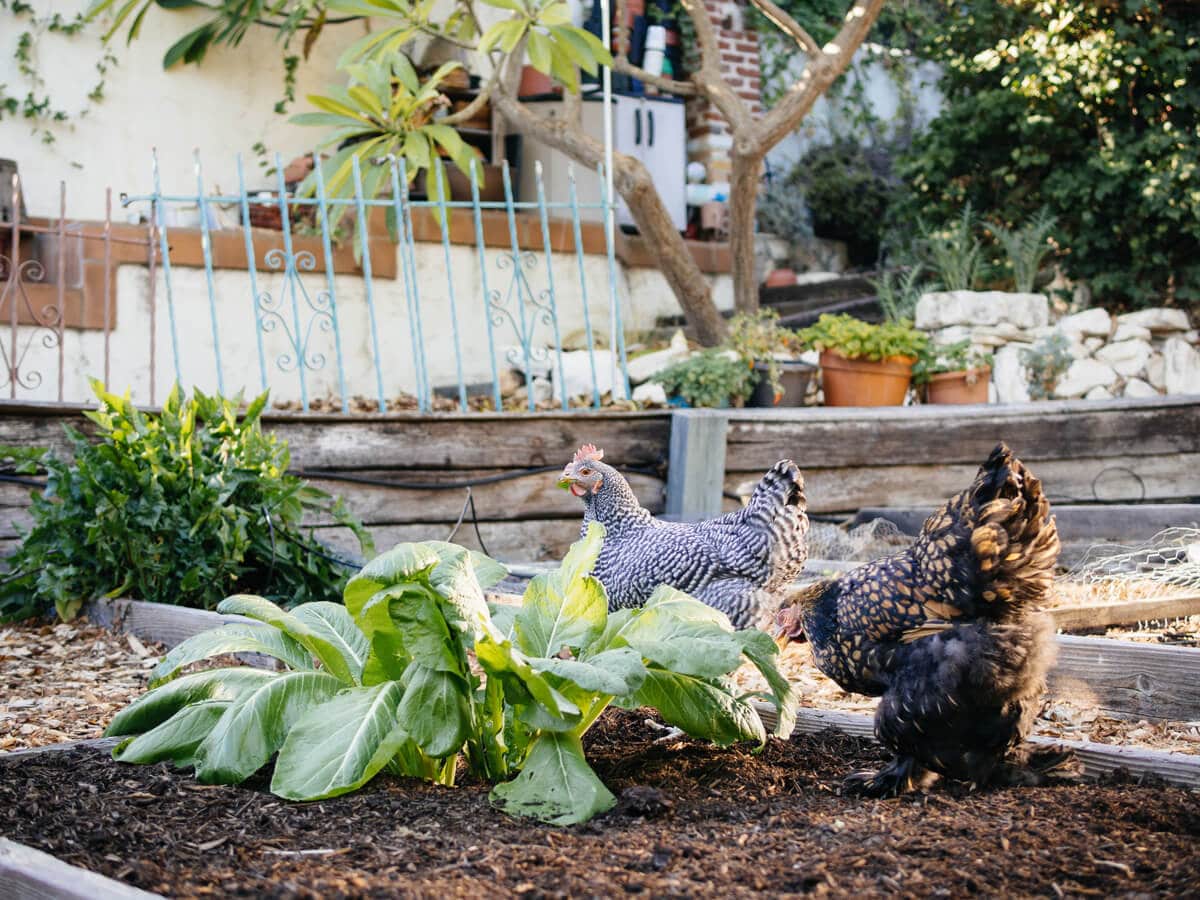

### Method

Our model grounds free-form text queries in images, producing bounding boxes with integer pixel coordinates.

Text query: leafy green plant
[871,264,926,324]
[755,187,813,247]
[918,202,984,292]
[796,313,928,362]
[989,208,1058,294]
[912,339,993,385]
[652,350,758,408]
[725,309,804,399]
[106,524,798,825]
[0,382,372,623]
[1020,333,1072,401]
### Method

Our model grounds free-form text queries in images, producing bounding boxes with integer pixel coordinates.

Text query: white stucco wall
[1,1,371,220]
[8,241,732,406]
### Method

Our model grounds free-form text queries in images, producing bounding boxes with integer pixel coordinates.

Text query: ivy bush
[107,524,798,825]
[0,383,373,622]
[892,0,1200,309]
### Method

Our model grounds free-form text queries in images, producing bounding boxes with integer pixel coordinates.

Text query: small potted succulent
[796,313,928,407]
[652,349,756,408]
[726,309,816,408]
[913,340,994,405]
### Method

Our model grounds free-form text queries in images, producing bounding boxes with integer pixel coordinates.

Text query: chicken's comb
[573,444,604,464]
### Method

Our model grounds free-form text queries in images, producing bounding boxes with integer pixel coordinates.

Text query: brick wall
[684,0,763,186]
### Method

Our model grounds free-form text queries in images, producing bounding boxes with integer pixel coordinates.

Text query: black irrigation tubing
[286,464,668,490]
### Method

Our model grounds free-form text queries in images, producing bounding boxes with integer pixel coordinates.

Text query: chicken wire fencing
[1058,527,1200,605]
[1,151,634,413]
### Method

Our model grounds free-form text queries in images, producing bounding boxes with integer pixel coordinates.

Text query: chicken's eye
[579,467,592,476]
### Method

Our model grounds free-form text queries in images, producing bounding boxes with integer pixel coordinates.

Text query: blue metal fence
[2,150,634,413]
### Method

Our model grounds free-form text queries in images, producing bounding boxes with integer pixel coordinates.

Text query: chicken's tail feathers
[968,443,1060,619]
[746,460,810,585]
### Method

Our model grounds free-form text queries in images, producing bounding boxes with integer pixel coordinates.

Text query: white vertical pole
[599,0,624,398]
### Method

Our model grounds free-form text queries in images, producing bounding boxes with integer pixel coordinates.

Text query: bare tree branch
[679,0,753,130]
[440,76,495,126]
[748,0,820,56]
[612,56,699,96]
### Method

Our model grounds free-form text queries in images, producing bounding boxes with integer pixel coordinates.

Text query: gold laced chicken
[775,443,1072,796]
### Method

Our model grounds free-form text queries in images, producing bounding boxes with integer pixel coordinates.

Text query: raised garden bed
[2,709,1199,898]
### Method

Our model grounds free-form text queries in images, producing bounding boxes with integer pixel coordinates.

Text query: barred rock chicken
[775,443,1070,796]
[558,444,808,628]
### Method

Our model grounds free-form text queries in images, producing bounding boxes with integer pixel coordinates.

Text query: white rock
[1094,339,1153,377]
[1057,308,1112,338]
[1065,338,1093,360]
[992,344,1031,404]
[933,325,972,346]
[1083,336,1105,352]
[1085,385,1113,401]
[1053,358,1118,399]
[1146,352,1166,390]
[798,349,820,366]
[1116,308,1191,333]
[1163,336,1200,395]
[631,381,668,405]
[915,291,1049,331]
[794,271,842,285]
[626,330,690,383]
[551,349,615,402]
[502,346,553,379]
[1185,330,1200,344]
[1122,377,1159,398]
[1111,322,1152,343]
[970,322,1034,346]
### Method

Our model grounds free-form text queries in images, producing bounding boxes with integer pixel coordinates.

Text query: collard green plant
[797,313,928,362]
[106,524,798,825]
[652,349,757,409]
[0,382,373,623]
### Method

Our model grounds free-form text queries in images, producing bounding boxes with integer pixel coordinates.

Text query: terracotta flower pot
[819,349,915,407]
[926,366,992,405]
[764,268,798,288]
[518,66,560,98]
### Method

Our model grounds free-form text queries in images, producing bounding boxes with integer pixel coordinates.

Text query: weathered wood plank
[301,470,664,525]
[753,704,1200,788]
[728,454,1200,513]
[665,410,729,521]
[313,517,584,563]
[85,597,258,650]
[1049,594,1200,632]
[0,839,163,900]
[1050,635,1200,722]
[0,738,120,760]
[725,397,1200,470]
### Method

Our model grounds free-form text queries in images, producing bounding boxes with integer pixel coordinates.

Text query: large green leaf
[490,732,615,826]
[634,667,766,747]
[149,624,313,686]
[515,573,607,657]
[530,647,647,697]
[290,602,370,685]
[735,629,799,739]
[557,521,605,587]
[106,668,277,736]
[422,541,508,591]
[217,594,357,685]
[192,671,345,784]
[270,683,409,801]
[614,587,744,678]
[390,587,462,674]
[397,664,471,758]
[112,701,230,766]
[475,635,580,725]
[356,587,414,685]
[424,545,492,636]
[344,543,440,611]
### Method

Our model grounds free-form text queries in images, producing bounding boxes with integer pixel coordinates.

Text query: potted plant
[796,313,928,407]
[913,340,993,405]
[652,349,756,408]
[726,309,816,408]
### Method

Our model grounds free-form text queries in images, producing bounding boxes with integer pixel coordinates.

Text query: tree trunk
[728,146,764,314]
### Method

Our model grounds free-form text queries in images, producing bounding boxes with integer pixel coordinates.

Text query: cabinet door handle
[634,108,642,145]
[648,110,655,146]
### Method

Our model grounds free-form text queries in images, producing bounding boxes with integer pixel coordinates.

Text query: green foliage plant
[0,382,373,623]
[725,308,804,399]
[652,349,757,408]
[105,524,799,826]
[796,313,928,362]
[893,0,1199,308]
[918,202,984,292]
[871,264,926,324]
[988,208,1058,294]
[1020,333,1072,401]
[911,339,993,385]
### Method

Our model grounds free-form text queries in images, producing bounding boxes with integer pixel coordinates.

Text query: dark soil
[2,710,1198,898]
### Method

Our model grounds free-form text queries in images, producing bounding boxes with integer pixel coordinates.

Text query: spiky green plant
[990,209,1059,293]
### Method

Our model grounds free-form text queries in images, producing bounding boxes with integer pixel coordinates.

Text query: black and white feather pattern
[572,458,809,628]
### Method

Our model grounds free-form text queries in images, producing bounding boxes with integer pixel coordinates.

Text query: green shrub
[653,349,757,408]
[726,309,804,399]
[893,0,1200,309]
[797,313,928,362]
[106,524,798,825]
[912,340,993,385]
[0,382,373,622]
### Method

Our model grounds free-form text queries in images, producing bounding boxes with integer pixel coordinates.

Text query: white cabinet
[518,95,687,231]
